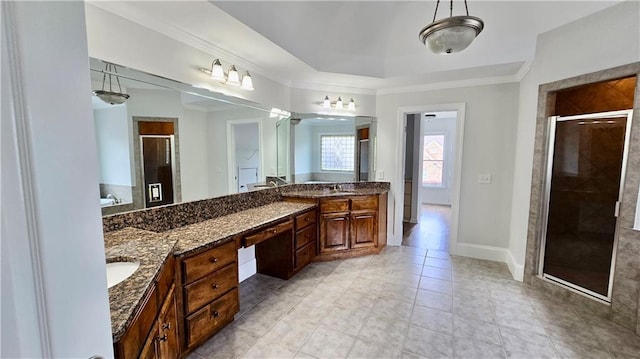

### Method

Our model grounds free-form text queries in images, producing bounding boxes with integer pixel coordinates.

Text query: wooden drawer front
[244,220,293,247]
[184,263,238,315]
[295,242,315,270]
[295,224,316,250]
[320,199,349,213]
[351,196,378,211]
[295,209,316,230]
[182,240,236,284]
[185,288,239,348]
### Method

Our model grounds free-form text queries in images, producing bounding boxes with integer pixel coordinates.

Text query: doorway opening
[227,120,262,193]
[398,106,464,253]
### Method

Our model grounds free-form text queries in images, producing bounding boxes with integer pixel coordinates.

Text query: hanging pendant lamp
[93,62,130,105]
[419,0,484,54]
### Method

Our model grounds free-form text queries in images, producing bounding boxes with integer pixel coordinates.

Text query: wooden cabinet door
[157,288,179,359]
[320,212,350,253]
[350,211,377,249]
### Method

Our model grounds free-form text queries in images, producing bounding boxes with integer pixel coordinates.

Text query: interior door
[539,110,633,301]
[141,135,175,208]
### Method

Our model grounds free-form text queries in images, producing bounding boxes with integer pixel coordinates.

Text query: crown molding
[290,80,377,95]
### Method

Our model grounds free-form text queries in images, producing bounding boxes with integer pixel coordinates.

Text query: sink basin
[106,261,140,288]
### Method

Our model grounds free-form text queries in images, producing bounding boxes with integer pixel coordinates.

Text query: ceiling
[91,1,622,91]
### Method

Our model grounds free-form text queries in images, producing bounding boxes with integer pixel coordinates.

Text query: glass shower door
[539,110,633,301]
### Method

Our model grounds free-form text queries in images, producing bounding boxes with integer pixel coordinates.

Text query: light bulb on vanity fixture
[199,59,255,91]
[318,96,356,111]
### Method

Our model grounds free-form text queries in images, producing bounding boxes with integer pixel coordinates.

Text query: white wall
[208,108,279,196]
[94,105,132,186]
[376,83,519,258]
[421,116,457,206]
[507,1,640,279]
[126,88,211,203]
[1,2,113,356]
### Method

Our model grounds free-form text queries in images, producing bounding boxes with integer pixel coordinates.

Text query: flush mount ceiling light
[200,59,254,91]
[93,62,130,105]
[419,0,484,54]
[319,96,356,111]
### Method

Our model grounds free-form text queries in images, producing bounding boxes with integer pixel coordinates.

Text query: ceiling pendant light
[226,65,241,86]
[419,0,484,54]
[241,71,254,91]
[93,62,130,105]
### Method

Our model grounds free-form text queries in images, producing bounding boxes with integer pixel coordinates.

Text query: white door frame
[395,103,466,253]
[226,119,264,194]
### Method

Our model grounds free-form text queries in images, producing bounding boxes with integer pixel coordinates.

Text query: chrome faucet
[269,181,278,188]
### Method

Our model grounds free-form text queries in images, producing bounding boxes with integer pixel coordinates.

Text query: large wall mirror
[90,58,377,216]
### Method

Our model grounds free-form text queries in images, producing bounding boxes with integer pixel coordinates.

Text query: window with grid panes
[320,135,355,171]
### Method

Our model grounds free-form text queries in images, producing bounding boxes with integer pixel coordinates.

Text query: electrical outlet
[478,173,492,184]
[377,170,384,180]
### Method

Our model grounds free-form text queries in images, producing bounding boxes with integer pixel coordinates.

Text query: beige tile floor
[188,247,640,359]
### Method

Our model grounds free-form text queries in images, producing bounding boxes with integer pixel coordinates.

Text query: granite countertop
[167,201,317,256]
[105,227,177,342]
[281,187,389,198]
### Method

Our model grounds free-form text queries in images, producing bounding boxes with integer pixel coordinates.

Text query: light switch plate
[377,170,384,180]
[478,173,492,184]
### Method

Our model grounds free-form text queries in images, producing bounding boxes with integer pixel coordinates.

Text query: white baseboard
[506,250,524,282]
[452,243,524,282]
[452,242,507,262]
[239,259,257,282]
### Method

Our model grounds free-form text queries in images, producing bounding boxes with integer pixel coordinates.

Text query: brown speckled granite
[102,182,389,234]
[105,228,177,342]
[280,186,389,199]
[168,202,316,256]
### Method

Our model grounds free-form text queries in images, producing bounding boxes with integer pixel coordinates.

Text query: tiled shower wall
[524,63,640,335]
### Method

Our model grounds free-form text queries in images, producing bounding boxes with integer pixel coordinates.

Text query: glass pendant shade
[210,59,225,81]
[226,65,241,85]
[323,96,331,108]
[93,91,129,105]
[348,98,356,111]
[335,97,343,109]
[241,71,254,91]
[418,1,484,55]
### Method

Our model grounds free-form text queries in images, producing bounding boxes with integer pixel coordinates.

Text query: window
[423,134,445,187]
[321,135,355,171]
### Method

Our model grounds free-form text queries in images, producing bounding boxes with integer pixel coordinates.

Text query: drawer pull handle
[212,310,220,318]
[156,335,168,342]
[212,283,219,289]
[162,323,171,330]
[210,257,218,263]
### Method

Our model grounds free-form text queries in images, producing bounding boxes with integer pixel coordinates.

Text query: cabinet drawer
[351,196,378,211]
[320,199,349,213]
[295,209,316,230]
[243,220,293,247]
[184,263,238,315]
[295,242,315,270]
[295,224,316,250]
[182,240,236,284]
[185,288,239,348]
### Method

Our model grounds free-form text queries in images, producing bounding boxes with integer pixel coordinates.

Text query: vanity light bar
[319,96,356,111]
[199,59,254,91]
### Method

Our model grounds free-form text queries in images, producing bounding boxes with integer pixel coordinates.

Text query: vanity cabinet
[317,193,387,260]
[114,255,178,359]
[254,208,317,279]
[176,240,239,354]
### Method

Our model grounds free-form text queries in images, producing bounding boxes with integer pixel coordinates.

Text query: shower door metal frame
[537,109,634,303]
